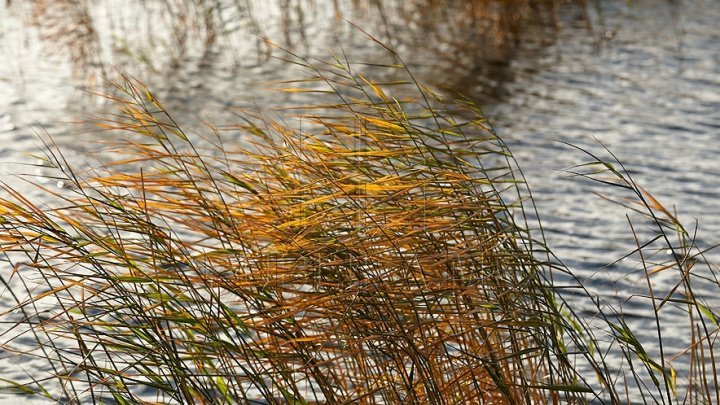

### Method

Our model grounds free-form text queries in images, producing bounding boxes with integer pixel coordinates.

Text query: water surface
[1,0,719,402]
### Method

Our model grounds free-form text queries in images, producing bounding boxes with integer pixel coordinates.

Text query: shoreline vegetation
[0,0,718,403]
[0,48,718,404]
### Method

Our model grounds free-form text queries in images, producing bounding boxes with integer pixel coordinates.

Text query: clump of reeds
[563,143,720,404]
[0,53,598,403]
[1,43,718,404]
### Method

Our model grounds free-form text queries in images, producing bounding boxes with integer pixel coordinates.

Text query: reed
[0,16,718,405]
[562,142,720,404]
[14,0,578,90]
[0,52,598,403]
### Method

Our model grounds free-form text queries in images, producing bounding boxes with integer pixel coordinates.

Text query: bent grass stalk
[563,142,720,404]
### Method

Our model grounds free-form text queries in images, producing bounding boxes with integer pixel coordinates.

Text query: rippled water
[486,0,720,398]
[494,0,720,307]
[1,0,719,402]
[494,0,720,266]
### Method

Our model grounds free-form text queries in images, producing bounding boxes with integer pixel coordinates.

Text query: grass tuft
[0,54,592,403]
[0,42,717,405]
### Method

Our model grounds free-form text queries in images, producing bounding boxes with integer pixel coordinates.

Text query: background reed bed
[12,0,584,98]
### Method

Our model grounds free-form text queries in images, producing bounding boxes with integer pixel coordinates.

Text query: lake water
[1,0,719,402]
[487,1,720,399]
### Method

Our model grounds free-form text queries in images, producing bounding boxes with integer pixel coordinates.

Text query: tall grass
[0,50,606,403]
[562,143,720,404]
[0,32,718,405]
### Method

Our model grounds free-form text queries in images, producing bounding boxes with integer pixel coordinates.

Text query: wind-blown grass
[0,49,718,404]
[563,143,720,404]
[0,52,596,403]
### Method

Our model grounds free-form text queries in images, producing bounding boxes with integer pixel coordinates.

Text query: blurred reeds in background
[15,0,585,97]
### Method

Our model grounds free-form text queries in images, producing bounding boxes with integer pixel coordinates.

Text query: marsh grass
[0,50,603,403]
[0,38,718,405]
[562,143,720,404]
